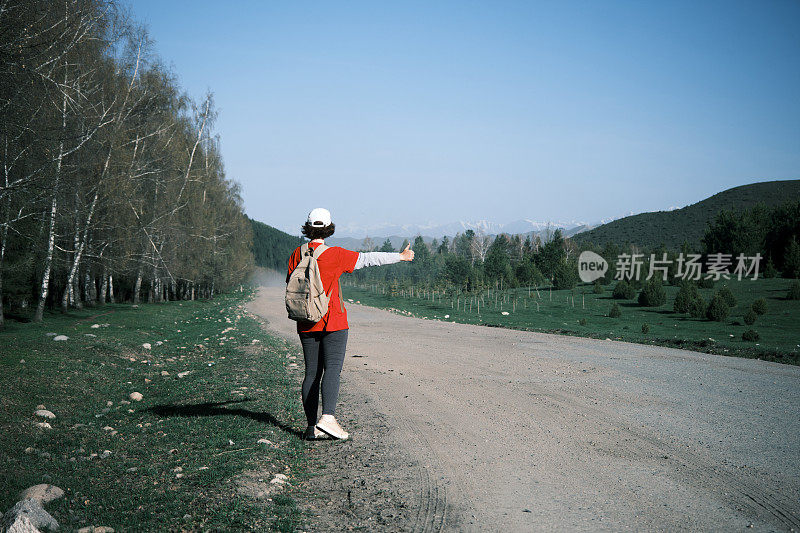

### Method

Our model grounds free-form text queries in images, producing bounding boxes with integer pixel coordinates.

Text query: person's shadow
[147,398,304,439]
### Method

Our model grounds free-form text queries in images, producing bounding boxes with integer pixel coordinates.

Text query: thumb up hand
[399,243,415,261]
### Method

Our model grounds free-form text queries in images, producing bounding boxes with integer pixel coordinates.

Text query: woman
[286,207,414,440]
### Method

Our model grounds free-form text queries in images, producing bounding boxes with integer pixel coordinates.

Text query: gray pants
[298,329,348,426]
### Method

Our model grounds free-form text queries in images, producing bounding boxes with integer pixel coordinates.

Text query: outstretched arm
[353,244,415,270]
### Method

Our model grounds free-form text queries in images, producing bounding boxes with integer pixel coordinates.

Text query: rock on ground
[52,335,68,341]
[34,422,52,430]
[128,392,143,401]
[33,410,55,420]
[17,485,64,505]
[0,498,59,532]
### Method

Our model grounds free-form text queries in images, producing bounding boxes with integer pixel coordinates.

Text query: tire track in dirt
[540,389,800,531]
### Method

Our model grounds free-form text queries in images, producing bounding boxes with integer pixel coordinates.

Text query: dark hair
[301,221,335,240]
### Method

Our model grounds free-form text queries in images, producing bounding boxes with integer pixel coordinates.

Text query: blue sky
[129,1,800,236]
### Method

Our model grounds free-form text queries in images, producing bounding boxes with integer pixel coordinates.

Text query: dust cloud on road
[248,284,800,532]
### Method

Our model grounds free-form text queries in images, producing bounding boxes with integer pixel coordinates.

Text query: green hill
[573,179,800,249]
[250,218,303,270]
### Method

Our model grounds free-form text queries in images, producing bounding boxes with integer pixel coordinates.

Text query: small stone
[39,451,51,460]
[35,422,52,430]
[126,467,138,472]
[228,439,234,446]
[100,450,112,459]
[102,426,115,432]
[0,498,59,532]
[93,527,115,533]
[34,409,56,420]
[175,473,184,478]
[142,343,151,350]
[109,431,118,436]
[91,324,101,328]
[120,400,130,405]
[177,371,191,378]
[160,371,169,376]
[78,527,94,533]
[53,335,69,341]
[257,438,273,445]
[273,473,288,480]
[183,514,192,521]
[143,378,151,383]
[129,392,143,401]
[173,466,183,473]
[19,359,25,363]
[45,332,57,336]
[18,484,65,504]
[106,401,113,406]
[24,447,37,454]
[36,404,46,410]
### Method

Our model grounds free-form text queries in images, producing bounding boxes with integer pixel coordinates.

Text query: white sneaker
[316,414,349,440]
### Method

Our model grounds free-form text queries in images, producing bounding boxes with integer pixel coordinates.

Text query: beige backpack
[285,243,331,322]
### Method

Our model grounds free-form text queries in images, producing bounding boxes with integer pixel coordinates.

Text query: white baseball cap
[307,207,332,227]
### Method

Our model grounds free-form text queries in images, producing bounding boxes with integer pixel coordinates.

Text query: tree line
[0,0,252,326]
[350,200,800,294]
[250,218,303,271]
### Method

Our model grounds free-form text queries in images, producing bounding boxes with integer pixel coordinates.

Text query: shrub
[705,294,730,322]
[553,261,578,290]
[612,280,636,300]
[673,281,699,314]
[698,277,715,289]
[688,295,706,319]
[787,282,800,301]
[641,323,650,334]
[716,285,737,308]
[763,258,777,279]
[608,302,622,318]
[752,297,768,314]
[743,309,757,325]
[592,280,603,294]
[638,277,666,307]
[579,318,587,326]
[742,329,760,342]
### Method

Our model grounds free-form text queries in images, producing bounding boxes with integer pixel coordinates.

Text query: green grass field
[0,291,308,531]
[343,278,800,365]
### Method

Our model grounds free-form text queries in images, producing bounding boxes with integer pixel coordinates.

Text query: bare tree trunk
[99,266,108,304]
[61,186,99,312]
[35,69,69,323]
[133,263,143,305]
[0,213,7,328]
[35,193,58,322]
[108,274,114,303]
[73,273,83,309]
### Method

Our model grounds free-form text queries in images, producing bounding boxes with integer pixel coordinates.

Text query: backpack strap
[311,243,329,257]
[339,277,344,312]
[302,242,343,311]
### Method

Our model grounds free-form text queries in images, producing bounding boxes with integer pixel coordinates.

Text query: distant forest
[573,180,800,249]
[0,1,252,325]
[250,219,303,271]
[349,199,800,293]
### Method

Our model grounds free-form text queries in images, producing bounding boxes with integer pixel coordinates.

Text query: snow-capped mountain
[331,219,591,239]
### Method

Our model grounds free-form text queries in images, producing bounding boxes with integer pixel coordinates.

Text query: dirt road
[247,284,800,532]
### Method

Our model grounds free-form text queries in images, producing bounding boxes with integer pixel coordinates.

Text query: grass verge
[343,278,799,365]
[0,290,309,531]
